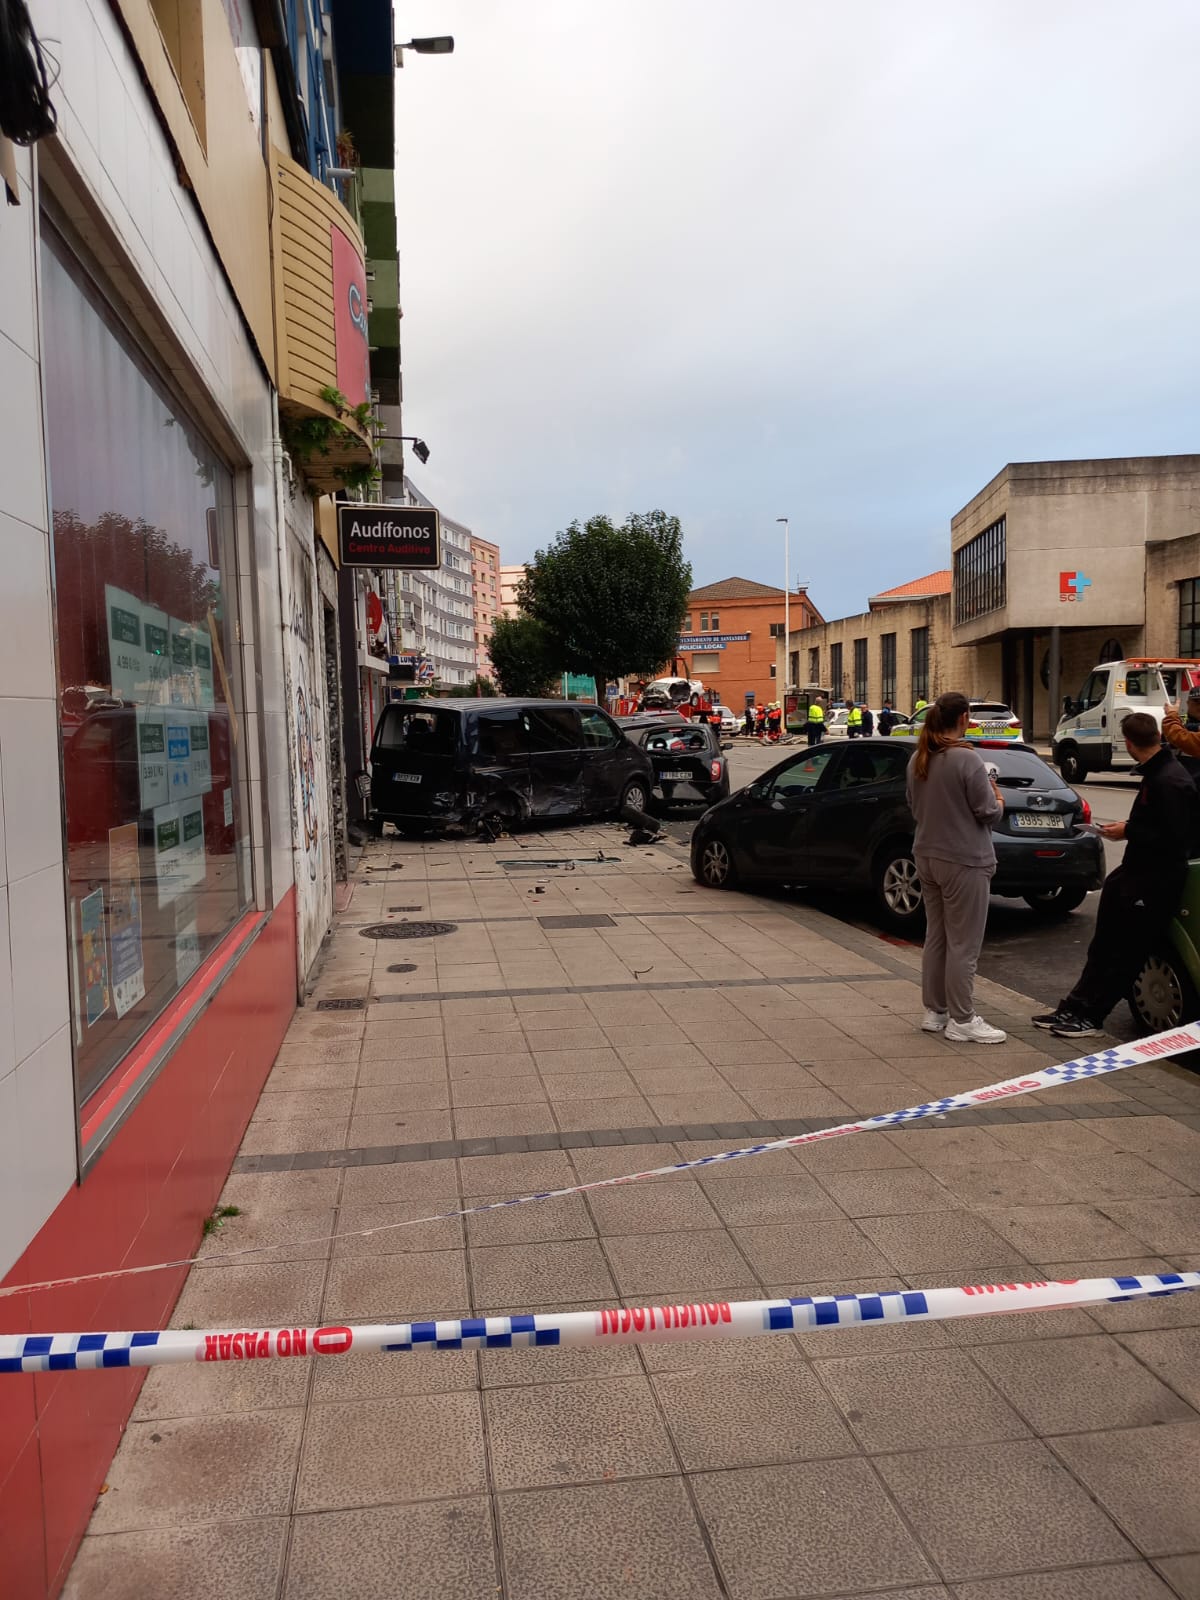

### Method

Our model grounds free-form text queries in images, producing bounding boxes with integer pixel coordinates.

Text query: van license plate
[661,770,691,781]
[393,772,422,784]
[1012,812,1064,829]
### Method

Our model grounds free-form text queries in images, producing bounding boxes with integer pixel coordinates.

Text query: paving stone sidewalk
[66,822,1200,1600]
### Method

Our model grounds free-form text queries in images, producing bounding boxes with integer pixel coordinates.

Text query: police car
[892,700,1023,741]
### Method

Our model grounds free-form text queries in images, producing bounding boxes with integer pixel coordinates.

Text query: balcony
[271,148,374,494]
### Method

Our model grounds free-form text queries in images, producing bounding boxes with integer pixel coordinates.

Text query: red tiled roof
[688,577,790,602]
[869,570,952,602]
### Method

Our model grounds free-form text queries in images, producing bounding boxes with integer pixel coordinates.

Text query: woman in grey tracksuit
[905,692,1007,1044]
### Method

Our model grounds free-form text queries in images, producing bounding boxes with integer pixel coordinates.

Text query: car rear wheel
[873,844,925,933]
[1056,744,1084,785]
[1129,947,1198,1034]
[1023,885,1088,918]
[694,836,738,889]
[620,778,651,817]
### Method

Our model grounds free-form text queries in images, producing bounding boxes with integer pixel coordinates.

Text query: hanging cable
[0,0,58,144]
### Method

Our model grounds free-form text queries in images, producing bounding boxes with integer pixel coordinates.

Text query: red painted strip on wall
[0,889,298,1600]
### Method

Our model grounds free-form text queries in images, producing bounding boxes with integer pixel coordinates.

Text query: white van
[1053,659,1200,782]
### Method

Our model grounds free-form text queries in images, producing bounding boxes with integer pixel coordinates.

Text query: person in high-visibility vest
[846,702,864,738]
[806,700,826,747]
[914,698,928,715]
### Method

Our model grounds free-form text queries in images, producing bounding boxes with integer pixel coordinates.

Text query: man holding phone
[1034,711,1199,1038]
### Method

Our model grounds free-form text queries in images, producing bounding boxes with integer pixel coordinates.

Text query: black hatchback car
[369,698,654,835]
[619,713,731,811]
[690,738,1105,931]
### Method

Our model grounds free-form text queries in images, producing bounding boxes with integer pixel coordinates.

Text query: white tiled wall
[0,0,294,1277]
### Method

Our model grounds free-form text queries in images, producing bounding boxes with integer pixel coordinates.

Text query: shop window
[853,638,868,702]
[911,627,929,703]
[880,633,897,705]
[1180,581,1200,656]
[42,229,251,1112]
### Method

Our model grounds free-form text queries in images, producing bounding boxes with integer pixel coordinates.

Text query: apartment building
[471,535,502,677]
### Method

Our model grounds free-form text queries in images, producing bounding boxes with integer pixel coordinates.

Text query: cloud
[392,0,1200,614]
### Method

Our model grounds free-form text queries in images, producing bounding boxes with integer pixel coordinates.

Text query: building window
[769,663,776,678]
[880,633,897,705]
[43,228,251,1112]
[1180,581,1200,655]
[830,642,844,698]
[808,646,820,684]
[690,652,720,674]
[768,621,785,639]
[699,612,708,632]
[709,612,719,632]
[853,638,868,702]
[682,613,692,632]
[911,626,930,703]
[953,516,1006,624]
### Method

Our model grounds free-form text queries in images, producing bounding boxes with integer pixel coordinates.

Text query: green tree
[487,614,559,697]
[520,511,691,698]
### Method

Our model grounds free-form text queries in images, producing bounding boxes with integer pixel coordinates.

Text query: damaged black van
[368,699,655,835]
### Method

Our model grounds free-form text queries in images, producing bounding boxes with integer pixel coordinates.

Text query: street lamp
[395,36,455,67]
[378,434,431,464]
[776,518,789,693]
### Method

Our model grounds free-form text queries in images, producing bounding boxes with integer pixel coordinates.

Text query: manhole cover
[316,997,367,1011]
[537,914,617,929]
[388,905,424,913]
[386,962,419,974]
[359,921,457,940]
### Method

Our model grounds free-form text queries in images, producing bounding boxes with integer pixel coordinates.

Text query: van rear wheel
[1056,745,1084,785]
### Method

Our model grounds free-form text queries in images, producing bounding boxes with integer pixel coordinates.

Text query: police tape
[3,1022,1199,1301]
[2,1273,1197,1372]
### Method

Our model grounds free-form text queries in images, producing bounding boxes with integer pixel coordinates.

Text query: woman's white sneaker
[921,1010,948,1033]
[944,1015,1007,1044]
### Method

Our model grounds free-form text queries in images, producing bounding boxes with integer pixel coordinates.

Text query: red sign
[331,225,370,407]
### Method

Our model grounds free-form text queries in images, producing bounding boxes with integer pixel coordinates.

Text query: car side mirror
[1063,696,1076,714]
[770,797,786,811]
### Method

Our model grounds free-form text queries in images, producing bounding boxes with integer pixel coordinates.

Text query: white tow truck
[1052,658,1200,782]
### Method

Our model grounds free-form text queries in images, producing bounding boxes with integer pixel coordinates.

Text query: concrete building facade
[952,456,1200,738]
[676,578,823,711]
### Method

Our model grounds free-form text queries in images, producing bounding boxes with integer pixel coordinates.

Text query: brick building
[471,535,501,677]
[674,578,824,711]
[779,571,975,714]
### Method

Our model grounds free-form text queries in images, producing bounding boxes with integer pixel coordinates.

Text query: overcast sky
[393,1,1199,620]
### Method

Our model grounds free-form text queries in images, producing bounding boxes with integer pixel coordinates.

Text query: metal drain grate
[388,905,424,913]
[537,914,617,929]
[316,997,367,1011]
[359,921,457,940]
[386,963,419,974]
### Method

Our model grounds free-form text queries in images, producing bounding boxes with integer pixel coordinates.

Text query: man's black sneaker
[1032,1010,1065,1030]
[1049,1015,1102,1039]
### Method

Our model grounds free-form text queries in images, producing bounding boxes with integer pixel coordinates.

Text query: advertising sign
[107,823,145,1018]
[337,504,441,569]
[153,803,186,905]
[78,888,110,1027]
[331,224,371,407]
[136,709,170,810]
[677,633,751,651]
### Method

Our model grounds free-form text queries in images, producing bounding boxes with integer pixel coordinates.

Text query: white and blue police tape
[3,1022,1199,1301]
[2,1273,1197,1372]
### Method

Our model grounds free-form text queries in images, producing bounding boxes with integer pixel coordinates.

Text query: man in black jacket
[1035,711,1199,1038]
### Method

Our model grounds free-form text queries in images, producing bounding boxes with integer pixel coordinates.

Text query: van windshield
[374,706,458,757]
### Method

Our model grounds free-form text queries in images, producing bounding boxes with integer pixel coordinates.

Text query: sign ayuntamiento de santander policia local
[336,505,441,569]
